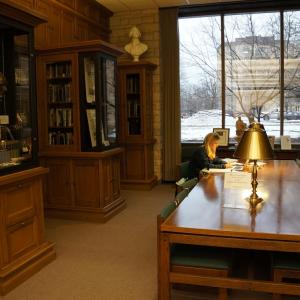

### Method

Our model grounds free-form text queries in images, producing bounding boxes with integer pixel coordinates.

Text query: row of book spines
[47,63,71,78]
[48,83,71,103]
[49,108,72,128]
[48,132,73,145]
[126,77,140,93]
[127,101,140,117]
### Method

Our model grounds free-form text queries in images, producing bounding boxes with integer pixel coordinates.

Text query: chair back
[160,201,177,221]
[177,161,190,180]
[180,177,198,192]
[174,189,189,206]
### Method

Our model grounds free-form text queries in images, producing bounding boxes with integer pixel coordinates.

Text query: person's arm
[209,157,226,169]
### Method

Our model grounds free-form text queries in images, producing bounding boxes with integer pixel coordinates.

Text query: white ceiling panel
[96,0,239,12]
[97,0,129,11]
[121,0,157,10]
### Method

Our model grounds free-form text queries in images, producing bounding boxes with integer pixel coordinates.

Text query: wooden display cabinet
[37,41,126,222]
[0,167,56,295]
[0,3,55,295]
[118,62,157,190]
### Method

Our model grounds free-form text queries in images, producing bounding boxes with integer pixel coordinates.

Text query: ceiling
[96,0,232,13]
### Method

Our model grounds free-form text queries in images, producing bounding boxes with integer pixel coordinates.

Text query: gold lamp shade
[233,122,273,208]
[234,122,273,160]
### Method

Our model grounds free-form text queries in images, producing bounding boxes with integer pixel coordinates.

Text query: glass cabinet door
[0,19,37,173]
[80,52,118,151]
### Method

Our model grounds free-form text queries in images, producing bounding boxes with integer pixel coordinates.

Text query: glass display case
[0,16,37,174]
[79,52,118,151]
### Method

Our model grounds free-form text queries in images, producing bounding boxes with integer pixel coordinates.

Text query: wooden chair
[174,189,189,206]
[157,200,232,300]
[176,161,190,181]
[175,177,198,196]
[272,252,300,300]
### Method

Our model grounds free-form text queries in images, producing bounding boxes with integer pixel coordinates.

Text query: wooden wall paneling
[76,0,90,18]
[35,0,61,48]
[73,159,100,208]
[61,10,76,45]
[9,0,34,9]
[34,0,49,49]
[56,0,75,9]
[75,17,88,41]
[88,24,101,40]
[48,4,61,48]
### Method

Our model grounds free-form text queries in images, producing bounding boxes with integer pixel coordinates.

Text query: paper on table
[224,172,251,189]
[202,168,233,173]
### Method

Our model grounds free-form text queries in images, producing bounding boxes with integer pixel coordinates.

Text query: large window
[180,6,300,143]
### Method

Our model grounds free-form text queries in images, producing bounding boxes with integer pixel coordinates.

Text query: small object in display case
[0,19,38,174]
[79,52,118,151]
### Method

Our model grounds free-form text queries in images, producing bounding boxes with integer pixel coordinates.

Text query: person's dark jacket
[187,146,226,179]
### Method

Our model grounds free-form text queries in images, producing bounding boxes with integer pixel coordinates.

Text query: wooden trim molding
[0,0,47,26]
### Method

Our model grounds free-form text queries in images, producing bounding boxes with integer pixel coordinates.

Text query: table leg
[158,233,171,300]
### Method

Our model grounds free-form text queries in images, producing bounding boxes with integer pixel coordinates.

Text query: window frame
[179,0,300,144]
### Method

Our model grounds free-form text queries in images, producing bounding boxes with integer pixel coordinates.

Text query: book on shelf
[47,62,71,79]
[49,108,72,128]
[126,76,139,94]
[48,132,73,145]
[127,100,140,118]
[48,83,71,103]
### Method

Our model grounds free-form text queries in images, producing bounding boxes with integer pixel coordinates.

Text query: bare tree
[180,12,300,122]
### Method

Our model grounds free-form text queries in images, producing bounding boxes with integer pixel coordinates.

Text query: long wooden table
[159,160,300,299]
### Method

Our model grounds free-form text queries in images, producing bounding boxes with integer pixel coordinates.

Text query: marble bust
[124,26,148,62]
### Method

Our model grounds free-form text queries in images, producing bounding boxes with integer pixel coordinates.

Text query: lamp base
[248,196,263,208]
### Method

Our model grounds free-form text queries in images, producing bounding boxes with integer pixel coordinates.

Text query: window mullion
[221,14,225,128]
[280,10,284,136]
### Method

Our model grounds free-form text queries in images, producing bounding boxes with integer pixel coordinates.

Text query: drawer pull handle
[17,184,24,189]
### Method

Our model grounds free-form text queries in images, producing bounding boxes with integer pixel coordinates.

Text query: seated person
[187,132,231,179]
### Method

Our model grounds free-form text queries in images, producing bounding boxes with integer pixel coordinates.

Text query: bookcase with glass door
[37,41,125,222]
[0,3,56,296]
[118,61,157,190]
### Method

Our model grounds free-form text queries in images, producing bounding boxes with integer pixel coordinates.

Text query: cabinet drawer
[6,217,38,261]
[3,181,36,226]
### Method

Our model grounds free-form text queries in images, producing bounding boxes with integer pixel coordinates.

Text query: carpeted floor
[2,184,296,300]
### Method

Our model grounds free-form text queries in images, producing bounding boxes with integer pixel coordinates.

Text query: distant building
[223,35,300,119]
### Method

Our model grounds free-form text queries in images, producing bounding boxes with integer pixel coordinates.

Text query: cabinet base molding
[121,176,157,190]
[45,196,126,222]
[0,242,56,296]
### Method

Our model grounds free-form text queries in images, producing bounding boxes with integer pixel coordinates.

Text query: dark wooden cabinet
[0,167,55,295]
[0,4,54,295]
[40,150,125,222]
[37,41,125,222]
[118,62,157,190]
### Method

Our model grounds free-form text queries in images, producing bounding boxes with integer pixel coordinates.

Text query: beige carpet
[2,184,295,300]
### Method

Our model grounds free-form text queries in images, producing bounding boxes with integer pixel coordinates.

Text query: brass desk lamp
[234,122,273,207]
